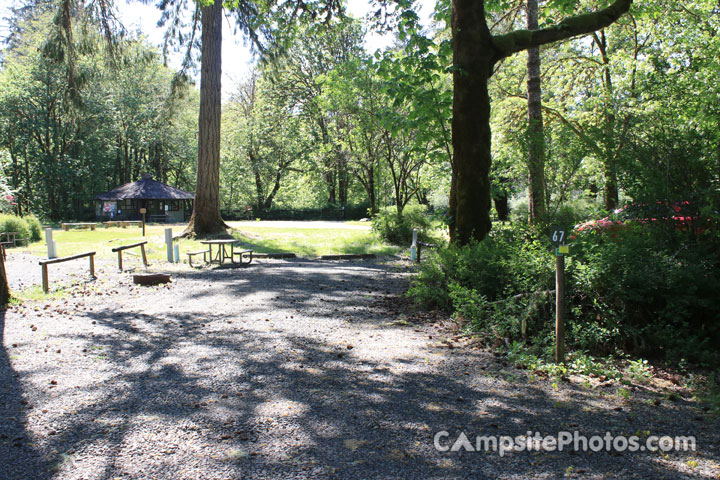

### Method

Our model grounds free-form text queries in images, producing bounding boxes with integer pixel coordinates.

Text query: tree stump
[132,273,171,286]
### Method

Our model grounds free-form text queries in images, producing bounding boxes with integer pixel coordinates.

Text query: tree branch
[492,0,632,60]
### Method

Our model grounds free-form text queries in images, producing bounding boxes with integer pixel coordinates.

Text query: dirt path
[0,255,717,479]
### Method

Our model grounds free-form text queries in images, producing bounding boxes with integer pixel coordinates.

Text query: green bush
[23,214,42,242]
[0,214,31,241]
[569,225,720,365]
[408,220,720,367]
[408,224,555,341]
[371,205,433,245]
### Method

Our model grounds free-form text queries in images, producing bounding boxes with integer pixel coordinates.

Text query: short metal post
[410,229,418,262]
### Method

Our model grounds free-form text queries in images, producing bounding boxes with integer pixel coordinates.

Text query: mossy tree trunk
[450,0,633,244]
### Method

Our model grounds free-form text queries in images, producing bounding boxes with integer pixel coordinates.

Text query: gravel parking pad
[1,255,718,479]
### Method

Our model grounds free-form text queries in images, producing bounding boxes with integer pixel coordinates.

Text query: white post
[45,228,56,259]
[173,244,180,263]
[165,228,173,262]
[410,228,418,262]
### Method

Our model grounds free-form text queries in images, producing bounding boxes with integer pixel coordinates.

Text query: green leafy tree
[449,0,632,244]
[222,71,310,213]
[264,20,364,206]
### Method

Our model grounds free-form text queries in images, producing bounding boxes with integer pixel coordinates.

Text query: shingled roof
[94,174,194,201]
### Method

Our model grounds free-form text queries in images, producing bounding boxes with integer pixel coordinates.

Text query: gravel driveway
[1,254,718,479]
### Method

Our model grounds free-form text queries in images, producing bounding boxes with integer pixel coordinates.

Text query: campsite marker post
[165,228,173,262]
[45,228,56,259]
[550,226,569,363]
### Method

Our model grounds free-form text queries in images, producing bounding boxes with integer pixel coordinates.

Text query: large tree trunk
[451,0,494,244]
[526,0,546,222]
[184,0,227,236]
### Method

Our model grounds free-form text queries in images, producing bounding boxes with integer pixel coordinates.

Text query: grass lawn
[18,222,400,261]
[232,226,399,256]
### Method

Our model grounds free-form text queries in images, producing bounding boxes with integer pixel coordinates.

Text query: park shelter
[93,174,194,223]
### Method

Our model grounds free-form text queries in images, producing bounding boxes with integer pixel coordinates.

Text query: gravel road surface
[1,253,717,479]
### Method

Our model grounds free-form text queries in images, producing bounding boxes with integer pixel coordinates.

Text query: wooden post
[140,208,147,236]
[117,251,123,271]
[42,264,49,293]
[89,254,95,278]
[555,253,565,363]
[141,243,148,267]
[0,244,10,304]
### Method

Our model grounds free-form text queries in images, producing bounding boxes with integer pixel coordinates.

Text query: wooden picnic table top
[200,239,240,245]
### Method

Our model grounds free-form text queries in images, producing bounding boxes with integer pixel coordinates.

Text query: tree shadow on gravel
[3,259,717,479]
[0,309,56,479]
[167,259,412,326]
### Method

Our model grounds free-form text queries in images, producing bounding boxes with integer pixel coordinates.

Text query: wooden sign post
[549,226,569,363]
[555,252,565,363]
[140,208,147,236]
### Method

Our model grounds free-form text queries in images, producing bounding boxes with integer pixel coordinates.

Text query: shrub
[408,224,555,341]
[372,205,433,245]
[569,225,720,365]
[0,214,30,241]
[23,214,42,242]
[408,221,720,367]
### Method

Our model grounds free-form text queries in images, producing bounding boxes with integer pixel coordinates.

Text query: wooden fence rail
[39,252,96,293]
[111,241,148,270]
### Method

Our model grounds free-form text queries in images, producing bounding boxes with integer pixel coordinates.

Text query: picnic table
[0,231,22,247]
[199,239,253,265]
[0,231,27,259]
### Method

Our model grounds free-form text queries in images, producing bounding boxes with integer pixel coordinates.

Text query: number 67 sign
[549,225,567,246]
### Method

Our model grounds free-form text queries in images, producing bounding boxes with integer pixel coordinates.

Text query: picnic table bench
[103,220,144,228]
[62,222,97,231]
